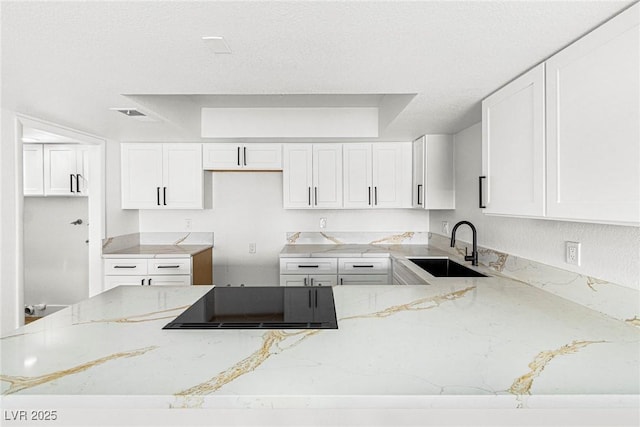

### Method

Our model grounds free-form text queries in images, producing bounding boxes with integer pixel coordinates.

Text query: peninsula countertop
[2,277,638,412]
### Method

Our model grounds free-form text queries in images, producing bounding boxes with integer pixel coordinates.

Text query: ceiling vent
[110,108,158,122]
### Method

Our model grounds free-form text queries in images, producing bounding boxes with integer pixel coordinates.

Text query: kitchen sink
[408,258,487,278]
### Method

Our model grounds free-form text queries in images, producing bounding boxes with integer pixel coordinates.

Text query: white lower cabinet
[338,257,390,285]
[103,257,192,291]
[279,256,391,286]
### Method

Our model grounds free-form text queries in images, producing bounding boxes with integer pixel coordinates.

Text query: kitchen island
[1,270,639,424]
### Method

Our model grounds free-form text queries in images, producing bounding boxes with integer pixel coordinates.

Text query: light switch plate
[566,241,581,266]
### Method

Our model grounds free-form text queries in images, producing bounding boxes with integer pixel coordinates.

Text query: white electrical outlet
[249,243,256,254]
[185,219,192,230]
[442,221,449,235]
[320,217,327,229]
[566,241,581,266]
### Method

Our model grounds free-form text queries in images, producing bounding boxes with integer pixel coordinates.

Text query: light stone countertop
[102,244,212,258]
[1,272,638,412]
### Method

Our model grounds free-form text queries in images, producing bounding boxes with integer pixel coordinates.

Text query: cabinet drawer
[279,258,337,274]
[338,257,389,274]
[104,259,148,275]
[339,274,390,286]
[148,258,191,275]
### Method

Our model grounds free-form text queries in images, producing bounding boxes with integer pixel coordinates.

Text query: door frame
[14,114,106,325]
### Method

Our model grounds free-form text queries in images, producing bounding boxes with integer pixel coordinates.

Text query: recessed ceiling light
[202,36,232,54]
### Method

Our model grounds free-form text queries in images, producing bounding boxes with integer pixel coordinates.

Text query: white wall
[140,172,430,285]
[24,197,89,306]
[430,122,640,290]
[105,140,138,236]
[1,110,23,334]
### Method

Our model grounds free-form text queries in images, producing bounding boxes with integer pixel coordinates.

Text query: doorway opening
[16,115,106,325]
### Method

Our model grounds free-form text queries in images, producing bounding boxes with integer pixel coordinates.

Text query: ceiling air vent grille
[109,107,158,122]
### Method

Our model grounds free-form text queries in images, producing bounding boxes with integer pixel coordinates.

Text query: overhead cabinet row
[120,140,454,210]
[481,3,639,225]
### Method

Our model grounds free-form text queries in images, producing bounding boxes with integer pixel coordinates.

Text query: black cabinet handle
[303,277,307,286]
[314,289,318,308]
[374,187,378,205]
[308,187,311,206]
[141,279,145,286]
[163,187,167,206]
[243,147,247,166]
[157,265,180,269]
[308,289,312,307]
[340,277,344,285]
[368,186,372,205]
[114,265,136,269]
[479,176,486,209]
[310,277,314,286]
[314,187,318,206]
[417,184,422,205]
[353,265,374,268]
[148,278,152,286]
[70,174,75,193]
[237,146,241,166]
[298,265,319,268]
[76,174,82,193]
[157,187,161,206]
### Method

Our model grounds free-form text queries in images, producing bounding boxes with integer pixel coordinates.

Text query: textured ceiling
[1,0,635,142]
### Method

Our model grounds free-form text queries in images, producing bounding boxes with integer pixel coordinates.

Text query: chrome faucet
[450,221,479,266]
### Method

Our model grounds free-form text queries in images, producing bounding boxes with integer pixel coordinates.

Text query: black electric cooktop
[163,286,338,329]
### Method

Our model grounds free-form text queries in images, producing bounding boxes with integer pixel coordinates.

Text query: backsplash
[428,233,639,327]
[286,231,429,245]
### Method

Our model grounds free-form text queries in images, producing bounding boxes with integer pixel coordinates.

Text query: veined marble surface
[286,231,429,245]
[1,282,638,411]
[428,233,640,326]
[102,232,214,258]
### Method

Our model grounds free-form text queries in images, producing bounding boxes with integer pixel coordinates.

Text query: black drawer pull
[298,265,319,268]
[114,265,137,269]
[353,265,374,268]
[157,265,180,269]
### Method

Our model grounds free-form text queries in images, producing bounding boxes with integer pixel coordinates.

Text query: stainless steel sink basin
[408,258,487,278]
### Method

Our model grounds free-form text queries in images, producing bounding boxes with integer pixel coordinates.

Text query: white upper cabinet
[43,144,88,196]
[481,64,546,217]
[23,144,44,196]
[545,3,639,224]
[282,144,342,209]
[121,143,203,209]
[413,135,456,210]
[344,143,411,209]
[202,143,282,170]
[481,3,639,225]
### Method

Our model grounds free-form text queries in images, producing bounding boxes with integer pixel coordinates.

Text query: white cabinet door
[163,144,203,209]
[546,3,639,224]
[23,144,44,196]
[412,138,425,208]
[312,144,342,208]
[121,143,164,209]
[309,275,338,287]
[104,275,147,291]
[280,274,308,287]
[203,143,282,170]
[147,276,191,286]
[43,145,86,196]
[243,143,282,170]
[122,143,202,209]
[424,135,455,209]
[202,143,241,170]
[283,144,313,209]
[482,63,546,217]
[343,143,372,208]
[372,143,411,208]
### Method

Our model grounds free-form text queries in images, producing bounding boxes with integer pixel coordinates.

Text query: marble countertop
[102,244,212,258]
[279,243,443,258]
[2,276,638,411]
